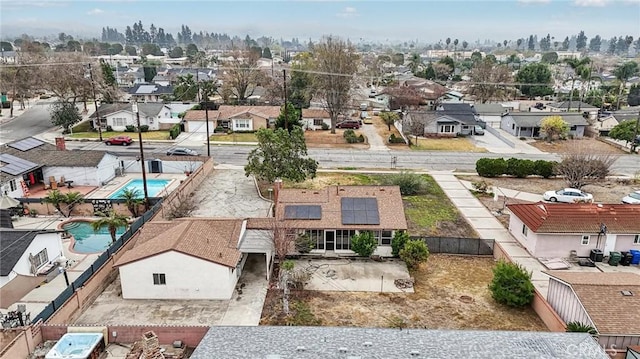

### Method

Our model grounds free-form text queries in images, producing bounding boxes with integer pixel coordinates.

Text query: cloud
[336,6,358,18]
[518,0,551,4]
[573,0,610,6]
[1,1,69,11]
[87,8,105,15]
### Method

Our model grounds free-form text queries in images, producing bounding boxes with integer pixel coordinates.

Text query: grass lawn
[260,255,547,331]
[69,131,170,140]
[210,133,258,142]
[411,137,487,152]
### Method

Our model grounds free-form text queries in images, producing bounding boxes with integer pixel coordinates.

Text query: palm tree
[118,188,143,217]
[408,53,421,74]
[516,39,523,51]
[43,190,66,216]
[564,57,591,111]
[614,61,640,110]
[566,321,598,337]
[91,211,129,243]
[445,38,451,50]
[64,192,84,217]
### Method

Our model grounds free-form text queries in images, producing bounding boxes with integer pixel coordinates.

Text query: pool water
[108,179,171,199]
[63,221,126,253]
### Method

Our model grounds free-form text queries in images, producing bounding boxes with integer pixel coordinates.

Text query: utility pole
[204,85,211,157]
[87,63,103,141]
[283,69,287,130]
[132,102,150,210]
[632,111,640,154]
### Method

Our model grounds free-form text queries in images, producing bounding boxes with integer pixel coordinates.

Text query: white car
[622,191,640,204]
[543,188,593,203]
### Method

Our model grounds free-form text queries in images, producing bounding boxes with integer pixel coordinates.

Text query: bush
[534,160,555,178]
[471,180,491,194]
[388,133,406,144]
[106,125,114,132]
[399,239,430,270]
[124,125,136,132]
[476,158,507,177]
[391,231,410,256]
[350,231,378,257]
[295,233,314,254]
[343,129,355,138]
[321,122,329,130]
[488,260,534,308]
[139,125,149,132]
[169,124,181,139]
[379,171,428,195]
[506,158,535,178]
[214,126,225,133]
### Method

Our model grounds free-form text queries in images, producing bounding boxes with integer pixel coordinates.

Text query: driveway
[191,169,272,218]
[360,123,389,151]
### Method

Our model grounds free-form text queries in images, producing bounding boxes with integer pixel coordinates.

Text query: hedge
[476,158,557,178]
[169,124,181,139]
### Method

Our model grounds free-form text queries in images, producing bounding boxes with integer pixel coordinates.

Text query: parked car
[363,117,373,124]
[336,120,361,129]
[166,148,199,156]
[543,188,593,203]
[473,125,485,135]
[622,190,640,204]
[104,136,133,146]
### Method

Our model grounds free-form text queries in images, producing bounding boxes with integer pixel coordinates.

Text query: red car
[105,136,133,146]
[335,120,361,129]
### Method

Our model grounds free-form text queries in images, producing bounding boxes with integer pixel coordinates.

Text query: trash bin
[608,251,622,266]
[590,249,604,262]
[630,250,640,265]
[620,252,633,266]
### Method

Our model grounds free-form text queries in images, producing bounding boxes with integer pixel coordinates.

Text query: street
[0,99,59,145]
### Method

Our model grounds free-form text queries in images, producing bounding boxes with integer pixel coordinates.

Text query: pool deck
[86,173,185,199]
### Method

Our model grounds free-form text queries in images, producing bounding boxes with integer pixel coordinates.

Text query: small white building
[90,103,175,131]
[301,108,331,130]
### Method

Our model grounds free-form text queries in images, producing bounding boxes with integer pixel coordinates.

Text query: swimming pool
[63,220,126,253]
[46,332,104,359]
[108,179,171,199]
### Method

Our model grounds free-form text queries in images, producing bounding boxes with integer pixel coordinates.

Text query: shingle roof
[547,101,598,110]
[438,103,478,124]
[301,109,330,118]
[128,83,173,95]
[89,103,167,119]
[1,138,110,168]
[191,327,608,359]
[184,105,281,121]
[114,218,244,268]
[545,271,640,335]
[507,112,589,127]
[507,202,640,234]
[0,229,58,276]
[275,186,407,230]
[473,103,507,115]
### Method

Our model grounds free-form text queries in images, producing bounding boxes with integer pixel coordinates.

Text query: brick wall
[0,324,41,359]
[24,202,133,217]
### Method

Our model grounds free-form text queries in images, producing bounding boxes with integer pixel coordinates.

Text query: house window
[9,180,17,192]
[380,230,393,246]
[32,249,48,268]
[313,119,323,126]
[152,273,166,285]
[522,225,528,237]
[306,230,324,250]
[512,123,515,130]
[235,119,251,130]
[336,230,355,250]
[440,125,455,133]
[581,235,590,245]
[634,235,640,245]
[113,118,126,127]
[570,125,577,131]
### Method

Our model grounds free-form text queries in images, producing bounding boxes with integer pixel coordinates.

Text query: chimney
[141,331,164,359]
[273,179,283,204]
[55,137,66,151]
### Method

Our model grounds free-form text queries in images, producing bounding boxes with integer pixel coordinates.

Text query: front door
[325,230,335,251]
[604,234,617,255]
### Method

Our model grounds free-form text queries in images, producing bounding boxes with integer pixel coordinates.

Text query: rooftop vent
[296,346,306,352]
[410,350,421,356]
[621,290,633,296]
[338,347,348,353]
[363,341,373,347]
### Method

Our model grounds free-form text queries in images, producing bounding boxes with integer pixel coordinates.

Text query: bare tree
[554,144,617,189]
[470,58,512,103]
[313,36,359,134]
[404,111,439,143]
[42,53,93,108]
[221,51,266,104]
[1,42,47,117]
[383,86,424,110]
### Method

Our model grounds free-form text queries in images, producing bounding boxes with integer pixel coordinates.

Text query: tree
[516,63,553,97]
[185,43,199,58]
[470,51,482,63]
[391,53,404,66]
[169,46,184,58]
[470,58,512,103]
[263,47,272,59]
[379,111,399,131]
[589,35,602,52]
[43,190,84,217]
[540,52,558,64]
[614,61,640,109]
[488,261,534,308]
[118,188,144,217]
[143,66,157,83]
[628,84,640,107]
[462,41,468,51]
[399,239,429,270]
[540,34,551,51]
[50,101,82,134]
[313,36,359,134]
[173,74,198,101]
[91,211,129,243]
[221,52,265,104]
[576,31,588,52]
[384,86,426,110]
[445,37,451,49]
[609,119,639,148]
[423,63,436,80]
[245,127,318,183]
[540,116,569,142]
[564,57,591,111]
[100,60,116,87]
[607,37,618,55]
[566,322,598,336]
[141,43,162,56]
[391,231,410,256]
[527,35,535,51]
[561,36,570,51]
[275,102,302,131]
[554,145,616,189]
[516,38,523,51]
[350,231,377,257]
[125,45,137,56]
[408,53,421,74]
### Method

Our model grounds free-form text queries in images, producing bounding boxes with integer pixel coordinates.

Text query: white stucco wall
[1,232,63,288]
[96,153,121,185]
[508,215,538,255]
[121,159,203,174]
[118,251,238,300]
[1,176,25,198]
[302,118,331,130]
[43,166,100,187]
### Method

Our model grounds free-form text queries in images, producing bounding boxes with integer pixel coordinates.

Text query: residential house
[500,112,588,138]
[0,50,17,64]
[591,114,619,136]
[0,229,64,307]
[183,105,281,133]
[398,77,448,110]
[413,103,479,136]
[114,218,272,300]
[1,137,120,192]
[190,326,608,359]
[544,271,640,349]
[128,83,174,103]
[301,108,331,130]
[507,202,640,258]
[473,103,508,128]
[118,67,145,87]
[273,185,408,257]
[438,90,465,103]
[546,101,598,116]
[89,103,175,131]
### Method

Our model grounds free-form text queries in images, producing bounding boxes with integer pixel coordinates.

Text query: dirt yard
[304,129,369,149]
[371,115,410,151]
[458,175,639,204]
[529,137,625,154]
[412,137,487,152]
[260,255,547,331]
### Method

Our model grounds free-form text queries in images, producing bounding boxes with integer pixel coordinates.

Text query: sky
[0,0,639,44]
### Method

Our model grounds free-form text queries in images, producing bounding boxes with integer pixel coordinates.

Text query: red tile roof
[114,218,244,268]
[507,202,640,234]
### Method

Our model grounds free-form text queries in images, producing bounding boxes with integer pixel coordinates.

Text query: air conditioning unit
[114,168,123,176]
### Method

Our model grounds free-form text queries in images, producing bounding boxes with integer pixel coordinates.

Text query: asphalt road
[0,99,58,144]
[63,141,640,176]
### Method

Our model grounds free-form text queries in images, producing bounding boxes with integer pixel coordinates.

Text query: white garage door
[187,121,215,133]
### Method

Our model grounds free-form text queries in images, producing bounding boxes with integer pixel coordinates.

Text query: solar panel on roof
[8,138,44,152]
[0,154,39,176]
[136,85,157,94]
[284,205,322,220]
[341,197,380,225]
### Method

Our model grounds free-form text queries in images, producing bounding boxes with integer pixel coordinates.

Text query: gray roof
[0,229,58,276]
[1,137,110,169]
[473,103,507,115]
[89,103,167,119]
[507,112,589,127]
[438,103,478,125]
[547,101,598,110]
[190,326,608,359]
[128,83,173,96]
[613,109,639,122]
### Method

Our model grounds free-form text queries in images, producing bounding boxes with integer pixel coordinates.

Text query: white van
[360,103,368,111]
